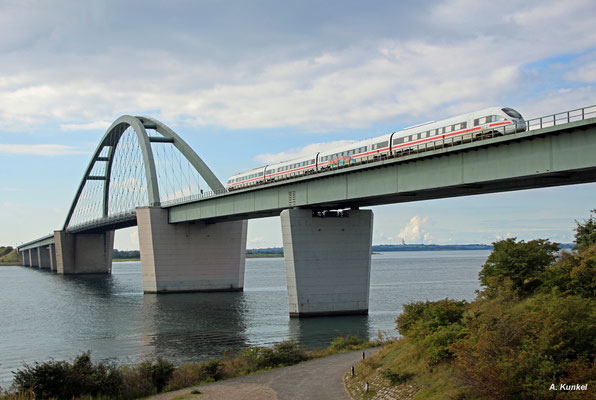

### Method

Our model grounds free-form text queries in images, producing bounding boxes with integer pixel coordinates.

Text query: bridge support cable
[62,115,225,232]
[281,208,373,317]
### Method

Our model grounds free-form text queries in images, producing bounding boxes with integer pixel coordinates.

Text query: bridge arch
[63,115,223,231]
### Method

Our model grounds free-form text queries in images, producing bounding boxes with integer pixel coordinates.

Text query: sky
[1,0,595,250]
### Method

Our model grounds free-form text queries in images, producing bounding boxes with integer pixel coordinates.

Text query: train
[227,106,526,190]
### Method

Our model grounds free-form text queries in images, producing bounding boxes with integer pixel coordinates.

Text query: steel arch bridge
[63,115,224,233]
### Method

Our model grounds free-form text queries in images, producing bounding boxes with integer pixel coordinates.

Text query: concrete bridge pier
[137,206,248,293]
[37,246,51,269]
[22,250,30,266]
[49,244,57,272]
[54,230,114,274]
[281,208,373,317]
[29,249,39,268]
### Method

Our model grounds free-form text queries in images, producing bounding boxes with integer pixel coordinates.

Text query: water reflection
[288,315,371,349]
[57,273,118,297]
[139,292,250,361]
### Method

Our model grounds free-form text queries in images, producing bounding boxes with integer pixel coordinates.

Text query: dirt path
[147,347,380,400]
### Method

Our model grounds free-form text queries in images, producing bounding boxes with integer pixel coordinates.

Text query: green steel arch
[63,115,224,230]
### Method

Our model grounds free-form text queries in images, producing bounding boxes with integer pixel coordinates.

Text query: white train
[227,106,525,190]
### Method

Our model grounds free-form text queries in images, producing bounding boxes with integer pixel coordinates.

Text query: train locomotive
[227,106,525,190]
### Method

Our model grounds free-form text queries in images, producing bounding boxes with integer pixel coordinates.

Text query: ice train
[227,107,525,190]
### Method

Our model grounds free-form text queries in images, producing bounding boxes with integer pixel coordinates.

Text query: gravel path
[147,347,380,400]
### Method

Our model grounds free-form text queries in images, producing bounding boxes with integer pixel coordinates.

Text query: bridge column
[37,246,51,269]
[49,244,57,272]
[29,249,39,267]
[137,206,247,293]
[281,208,373,317]
[54,230,114,274]
[22,250,30,266]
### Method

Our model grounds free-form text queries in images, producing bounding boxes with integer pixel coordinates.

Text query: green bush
[12,352,123,399]
[574,209,596,251]
[542,244,596,298]
[240,340,306,372]
[452,293,596,400]
[329,335,366,351]
[479,238,559,296]
[396,299,467,364]
[167,359,223,390]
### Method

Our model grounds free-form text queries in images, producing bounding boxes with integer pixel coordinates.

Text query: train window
[393,137,404,145]
[408,135,413,142]
[452,124,457,131]
[486,116,493,123]
[377,141,388,148]
[502,107,522,119]
[461,122,467,129]
[416,133,421,140]
[441,127,446,134]
[474,118,479,126]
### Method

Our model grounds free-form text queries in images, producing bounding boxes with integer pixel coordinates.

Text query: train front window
[502,108,522,119]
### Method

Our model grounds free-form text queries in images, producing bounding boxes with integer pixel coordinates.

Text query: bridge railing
[525,104,596,131]
[162,104,596,207]
[66,210,137,233]
[160,188,229,207]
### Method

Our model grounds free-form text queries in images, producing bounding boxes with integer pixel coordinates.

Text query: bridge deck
[167,117,596,223]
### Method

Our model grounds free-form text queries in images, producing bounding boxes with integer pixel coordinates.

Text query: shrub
[479,238,559,296]
[452,293,596,400]
[240,340,306,372]
[167,359,222,390]
[543,244,596,298]
[329,335,366,351]
[396,299,467,364]
[12,352,123,399]
[574,209,596,251]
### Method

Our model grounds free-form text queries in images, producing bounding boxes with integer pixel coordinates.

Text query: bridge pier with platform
[37,246,52,270]
[281,208,373,317]
[54,230,114,274]
[137,206,248,293]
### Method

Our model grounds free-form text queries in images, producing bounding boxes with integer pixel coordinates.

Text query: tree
[574,209,596,252]
[479,238,559,296]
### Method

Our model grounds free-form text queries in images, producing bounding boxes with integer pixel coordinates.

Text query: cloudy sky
[1,0,595,249]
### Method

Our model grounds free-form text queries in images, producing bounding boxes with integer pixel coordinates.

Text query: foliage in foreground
[2,336,380,400]
[348,217,596,400]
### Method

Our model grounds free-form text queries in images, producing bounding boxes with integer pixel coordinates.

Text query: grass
[344,338,466,400]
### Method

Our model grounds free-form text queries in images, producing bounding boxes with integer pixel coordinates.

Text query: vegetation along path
[147,347,380,400]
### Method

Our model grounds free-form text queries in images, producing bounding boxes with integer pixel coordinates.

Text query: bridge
[17,105,596,317]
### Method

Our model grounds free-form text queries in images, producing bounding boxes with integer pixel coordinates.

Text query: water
[0,250,489,387]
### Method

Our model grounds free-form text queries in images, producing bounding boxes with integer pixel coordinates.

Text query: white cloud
[0,144,87,156]
[398,216,430,244]
[566,62,596,83]
[60,121,111,131]
[0,1,594,132]
[254,140,355,164]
